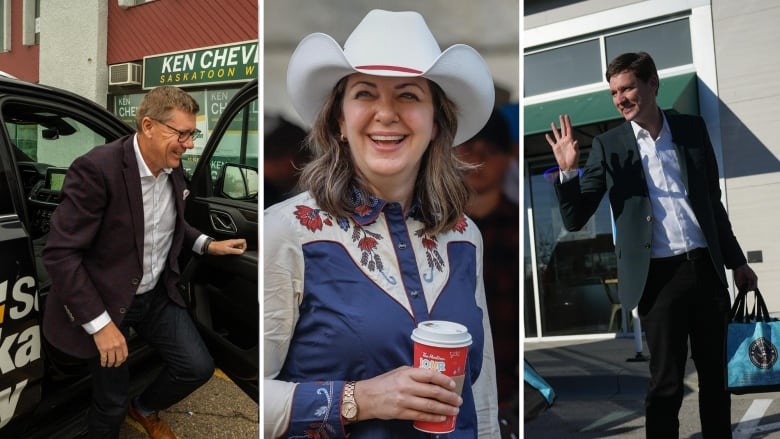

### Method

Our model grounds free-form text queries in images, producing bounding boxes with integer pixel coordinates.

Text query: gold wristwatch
[341,381,359,423]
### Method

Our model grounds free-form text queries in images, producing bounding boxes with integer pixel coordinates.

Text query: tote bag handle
[730,288,772,323]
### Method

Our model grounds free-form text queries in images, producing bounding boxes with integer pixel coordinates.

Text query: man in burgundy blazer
[43,86,246,439]
[546,52,757,438]
[43,134,197,358]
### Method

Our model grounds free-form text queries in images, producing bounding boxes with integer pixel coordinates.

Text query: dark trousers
[638,249,732,439]
[87,283,214,438]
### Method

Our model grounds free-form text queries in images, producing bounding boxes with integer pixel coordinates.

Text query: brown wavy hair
[296,75,473,235]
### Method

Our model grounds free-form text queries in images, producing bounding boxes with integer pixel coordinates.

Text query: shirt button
[644,243,651,248]
[131,278,140,285]
[410,290,419,298]
[646,216,652,222]
[398,242,407,250]
[119,307,127,314]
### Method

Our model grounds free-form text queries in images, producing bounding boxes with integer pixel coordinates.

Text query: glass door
[525,156,621,337]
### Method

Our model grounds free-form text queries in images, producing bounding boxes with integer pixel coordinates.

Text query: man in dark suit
[43,86,247,439]
[545,52,758,438]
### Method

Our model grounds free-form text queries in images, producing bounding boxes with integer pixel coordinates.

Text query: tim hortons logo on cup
[419,355,447,373]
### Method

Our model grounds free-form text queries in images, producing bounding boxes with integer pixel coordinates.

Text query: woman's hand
[353,366,462,423]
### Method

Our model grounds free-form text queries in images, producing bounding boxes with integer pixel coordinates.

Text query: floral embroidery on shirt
[416,216,467,282]
[355,204,373,217]
[295,205,333,232]
[294,205,467,279]
[416,229,445,273]
[453,216,469,233]
[293,382,336,439]
[353,224,384,272]
[295,204,387,272]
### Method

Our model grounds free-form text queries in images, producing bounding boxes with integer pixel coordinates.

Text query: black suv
[0,75,258,437]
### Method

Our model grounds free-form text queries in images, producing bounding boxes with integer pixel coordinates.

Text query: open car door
[183,79,258,401]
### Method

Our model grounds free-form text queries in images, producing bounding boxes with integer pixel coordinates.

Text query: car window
[2,100,112,239]
[4,102,109,168]
[206,96,258,196]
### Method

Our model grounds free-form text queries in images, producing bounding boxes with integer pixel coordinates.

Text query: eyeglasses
[153,119,203,143]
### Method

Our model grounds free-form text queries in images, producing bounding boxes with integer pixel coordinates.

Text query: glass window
[2,101,109,238]
[4,105,106,167]
[526,17,693,99]
[527,155,619,336]
[34,0,39,44]
[523,178,537,337]
[524,39,602,96]
[22,0,38,46]
[605,19,692,70]
[113,87,257,180]
[208,94,258,195]
[1,0,10,52]
[118,0,156,7]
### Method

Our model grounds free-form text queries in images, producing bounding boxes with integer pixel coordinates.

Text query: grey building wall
[711,0,780,308]
[525,0,641,30]
[38,0,109,108]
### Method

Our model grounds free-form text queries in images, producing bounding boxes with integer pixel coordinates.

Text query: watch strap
[341,380,358,423]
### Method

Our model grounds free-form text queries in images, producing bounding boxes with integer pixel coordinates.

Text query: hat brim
[287,33,494,146]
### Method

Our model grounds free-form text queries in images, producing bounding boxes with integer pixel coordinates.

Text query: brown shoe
[128,403,177,439]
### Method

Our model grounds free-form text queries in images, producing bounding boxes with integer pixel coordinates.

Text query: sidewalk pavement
[524,336,780,438]
[525,336,653,400]
[523,336,657,438]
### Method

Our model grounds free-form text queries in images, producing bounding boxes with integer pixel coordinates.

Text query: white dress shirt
[82,135,208,334]
[560,113,707,258]
[631,115,707,258]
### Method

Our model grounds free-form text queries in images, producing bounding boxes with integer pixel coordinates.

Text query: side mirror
[215,163,258,201]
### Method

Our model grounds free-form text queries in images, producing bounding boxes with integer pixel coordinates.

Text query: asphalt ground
[118,369,258,439]
[525,337,780,438]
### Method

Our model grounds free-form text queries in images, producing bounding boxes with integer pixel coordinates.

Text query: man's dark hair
[605,51,658,84]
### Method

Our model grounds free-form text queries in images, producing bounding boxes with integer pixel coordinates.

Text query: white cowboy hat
[287,9,495,146]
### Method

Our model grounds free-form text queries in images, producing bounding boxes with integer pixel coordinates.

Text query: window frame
[1,0,11,53]
[524,15,693,101]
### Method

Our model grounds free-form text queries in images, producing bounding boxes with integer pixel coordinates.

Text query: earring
[339,133,346,143]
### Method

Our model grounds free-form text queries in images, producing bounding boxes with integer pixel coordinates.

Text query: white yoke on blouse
[263,191,499,438]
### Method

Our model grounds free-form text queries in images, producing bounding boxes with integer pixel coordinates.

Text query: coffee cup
[410,320,472,434]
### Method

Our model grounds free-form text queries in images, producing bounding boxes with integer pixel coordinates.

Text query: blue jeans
[88,283,214,438]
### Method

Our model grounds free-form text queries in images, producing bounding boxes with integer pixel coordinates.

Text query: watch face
[343,402,358,419]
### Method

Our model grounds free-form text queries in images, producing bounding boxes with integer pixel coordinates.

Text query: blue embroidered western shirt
[264,191,499,438]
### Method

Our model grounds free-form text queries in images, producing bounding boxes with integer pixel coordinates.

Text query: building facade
[0,0,258,177]
[523,0,780,339]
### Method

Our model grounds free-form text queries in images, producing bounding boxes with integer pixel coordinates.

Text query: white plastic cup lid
[411,320,472,348]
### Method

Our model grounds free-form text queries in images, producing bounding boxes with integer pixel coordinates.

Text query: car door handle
[209,210,238,234]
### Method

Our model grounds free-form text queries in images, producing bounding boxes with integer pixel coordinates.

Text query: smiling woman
[337,74,437,210]
[264,9,500,439]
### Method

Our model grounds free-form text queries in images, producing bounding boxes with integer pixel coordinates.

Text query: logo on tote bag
[749,337,778,369]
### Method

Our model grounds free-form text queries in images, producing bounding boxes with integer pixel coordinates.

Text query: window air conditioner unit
[109,63,142,86]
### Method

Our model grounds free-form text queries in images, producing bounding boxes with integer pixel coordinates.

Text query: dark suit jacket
[42,135,200,358]
[555,112,746,311]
